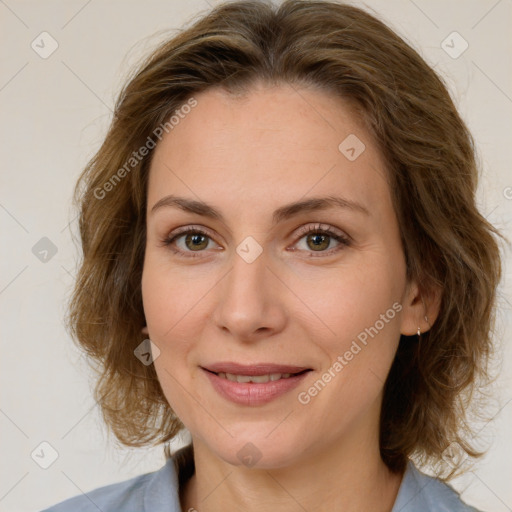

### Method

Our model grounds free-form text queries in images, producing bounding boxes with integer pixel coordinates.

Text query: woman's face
[142,83,420,468]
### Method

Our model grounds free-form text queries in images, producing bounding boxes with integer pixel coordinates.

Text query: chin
[209,429,309,470]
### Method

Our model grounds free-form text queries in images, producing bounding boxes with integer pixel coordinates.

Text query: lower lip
[202,368,311,406]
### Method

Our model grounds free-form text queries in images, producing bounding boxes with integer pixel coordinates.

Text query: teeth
[217,372,293,383]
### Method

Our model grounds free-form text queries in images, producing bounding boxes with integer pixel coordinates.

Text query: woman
[43,1,503,511]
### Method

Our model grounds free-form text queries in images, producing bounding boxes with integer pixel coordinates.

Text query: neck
[179,428,403,512]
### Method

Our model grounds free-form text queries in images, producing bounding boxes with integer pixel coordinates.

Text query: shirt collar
[143,446,191,512]
[391,460,438,511]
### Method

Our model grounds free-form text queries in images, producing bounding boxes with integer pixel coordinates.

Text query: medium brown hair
[68,0,503,477]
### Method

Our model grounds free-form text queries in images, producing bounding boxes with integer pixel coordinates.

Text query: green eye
[305,232,332,251]
[182,232,210,251]
[162,227,216,257]
[162,223,350,258]
[293,224,351,257]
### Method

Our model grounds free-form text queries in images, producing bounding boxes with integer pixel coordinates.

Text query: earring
[417,315,429,339]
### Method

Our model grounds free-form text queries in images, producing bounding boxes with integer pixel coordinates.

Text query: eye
[161,226,220,257]
[161,223,351,258]
[291,223,351,257]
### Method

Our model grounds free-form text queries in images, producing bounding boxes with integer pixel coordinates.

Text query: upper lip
[202,362,312,376]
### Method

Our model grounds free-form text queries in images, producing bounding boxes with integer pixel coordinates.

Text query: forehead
[147,83,391,219]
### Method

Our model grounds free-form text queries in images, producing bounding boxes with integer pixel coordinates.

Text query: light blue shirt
[41,444,481,511]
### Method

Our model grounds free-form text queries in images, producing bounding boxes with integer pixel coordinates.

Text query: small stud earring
[417,315,429,339]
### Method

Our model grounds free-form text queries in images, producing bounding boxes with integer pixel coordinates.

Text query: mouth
[203,368,311,383]
[200,362,313,405]
[201,362,312,379]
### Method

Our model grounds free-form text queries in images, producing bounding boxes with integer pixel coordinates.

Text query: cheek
[333,262,403,386]
[141,252,212,378]
[292,254,405,411]
[141,258,201,416]
[293,254,404,345]
[141,252,211,338]
[293,277,402,424]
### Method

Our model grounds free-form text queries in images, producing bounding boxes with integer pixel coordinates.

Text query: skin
[141,82,440,512]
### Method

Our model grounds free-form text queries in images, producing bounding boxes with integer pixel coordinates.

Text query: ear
[141,325,149,335]
[400,278,442,336]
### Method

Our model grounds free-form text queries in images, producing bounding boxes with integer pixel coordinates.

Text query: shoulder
[40,472,151,512]
[40,457,182,512]
[392,461,482,512]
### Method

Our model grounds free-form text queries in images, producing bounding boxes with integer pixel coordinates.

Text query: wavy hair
[68,0,504,478]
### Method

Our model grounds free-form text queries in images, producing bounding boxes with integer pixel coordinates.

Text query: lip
[202,362,311,376]
[201,364,312,406]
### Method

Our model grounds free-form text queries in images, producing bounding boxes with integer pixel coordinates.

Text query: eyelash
[290,224,351,257]
[161,223,351,259]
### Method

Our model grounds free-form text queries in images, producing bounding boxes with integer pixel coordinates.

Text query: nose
[211,245,288,342]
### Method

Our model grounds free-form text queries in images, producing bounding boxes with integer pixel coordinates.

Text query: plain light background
[0,1,511,511]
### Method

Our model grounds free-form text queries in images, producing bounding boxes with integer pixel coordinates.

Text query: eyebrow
[150,194,370,224]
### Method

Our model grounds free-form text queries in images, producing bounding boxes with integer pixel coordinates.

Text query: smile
[201,366,312,406]
[216,371,296,383]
